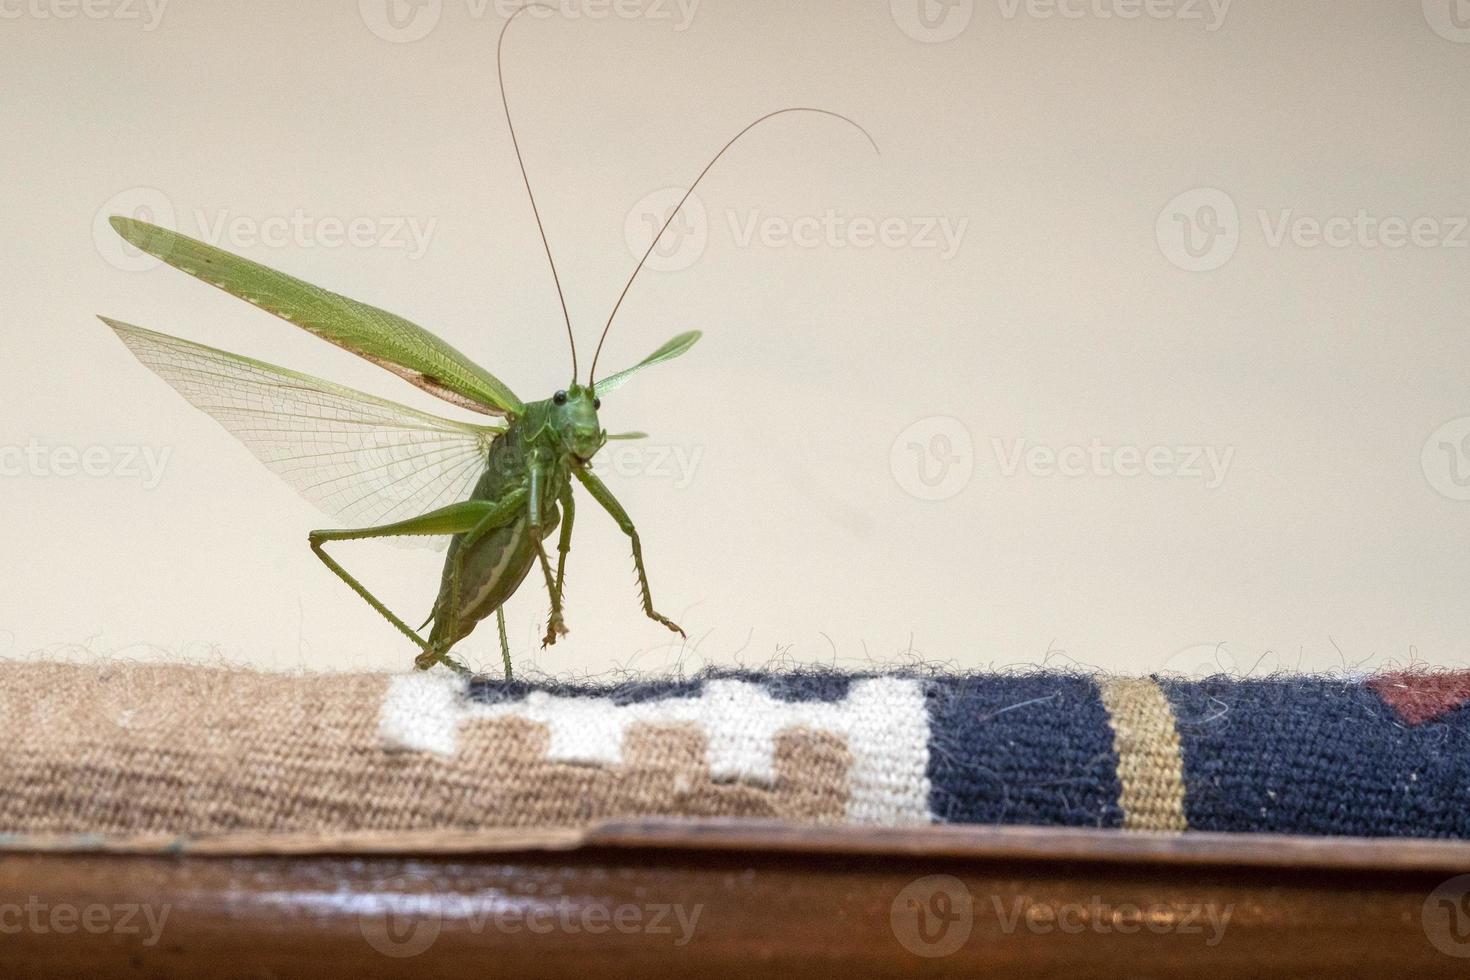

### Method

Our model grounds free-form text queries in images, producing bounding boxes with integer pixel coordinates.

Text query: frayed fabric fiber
[0,662,1468,838]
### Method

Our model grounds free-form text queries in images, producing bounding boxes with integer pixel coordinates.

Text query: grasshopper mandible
[101,8,874,678]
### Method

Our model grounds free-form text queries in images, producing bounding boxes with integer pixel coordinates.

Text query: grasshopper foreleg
[540,482,576,647]
[527,461,570,648]
[572,465,685,640]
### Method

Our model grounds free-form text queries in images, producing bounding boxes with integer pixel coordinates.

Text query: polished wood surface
[1,821,1467,978]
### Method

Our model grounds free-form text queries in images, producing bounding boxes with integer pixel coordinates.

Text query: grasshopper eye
[553,390,568,405]
[593,397,601,410]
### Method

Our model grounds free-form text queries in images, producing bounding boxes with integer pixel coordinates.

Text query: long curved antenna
[499,4,578,382]
[588,107,879,386]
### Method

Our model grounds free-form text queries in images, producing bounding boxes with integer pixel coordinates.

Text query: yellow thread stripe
[1098,677,1189,832]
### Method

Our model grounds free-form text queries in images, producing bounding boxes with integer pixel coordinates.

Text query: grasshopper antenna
[499,4,578,382]
[588,107,878,387]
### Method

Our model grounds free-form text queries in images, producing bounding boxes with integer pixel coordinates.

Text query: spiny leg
[496,606,511,681]
[546,482,576,644]
[533,541,565,648]
[308,498,519,674]
[526,460,568,648]
[572,466,686,639]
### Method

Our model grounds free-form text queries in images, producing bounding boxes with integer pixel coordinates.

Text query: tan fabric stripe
[0,662,852,834]
[1098,677,1189,832]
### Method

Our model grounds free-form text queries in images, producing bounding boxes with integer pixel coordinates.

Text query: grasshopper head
[549,384,603,464]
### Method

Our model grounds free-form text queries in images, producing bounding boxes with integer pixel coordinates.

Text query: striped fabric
[1,663,1468,838]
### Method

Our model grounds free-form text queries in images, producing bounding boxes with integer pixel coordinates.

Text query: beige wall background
[3,0,1469,677]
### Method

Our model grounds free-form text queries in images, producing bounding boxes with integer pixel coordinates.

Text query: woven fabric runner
[0,662,1466,837]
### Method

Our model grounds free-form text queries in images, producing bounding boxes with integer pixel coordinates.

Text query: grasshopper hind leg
[308,500,505,677]
[497,606,512,680]
[308,493,529,677]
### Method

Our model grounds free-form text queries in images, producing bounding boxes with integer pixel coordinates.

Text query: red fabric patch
[1369,672,1470,725]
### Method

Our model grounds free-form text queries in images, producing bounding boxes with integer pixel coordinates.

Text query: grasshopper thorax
[534,383,603,465]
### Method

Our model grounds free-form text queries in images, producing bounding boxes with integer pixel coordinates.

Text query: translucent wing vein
[102,318,500,539]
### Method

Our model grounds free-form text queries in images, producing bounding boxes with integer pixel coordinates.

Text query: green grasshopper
[101,11,872,679]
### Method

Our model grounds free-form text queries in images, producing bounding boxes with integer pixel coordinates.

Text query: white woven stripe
[378,675,934,825]
[379,671,466,756]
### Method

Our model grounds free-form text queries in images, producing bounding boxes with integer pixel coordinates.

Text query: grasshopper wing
[103,317,501,543]
[110,217,525,419]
